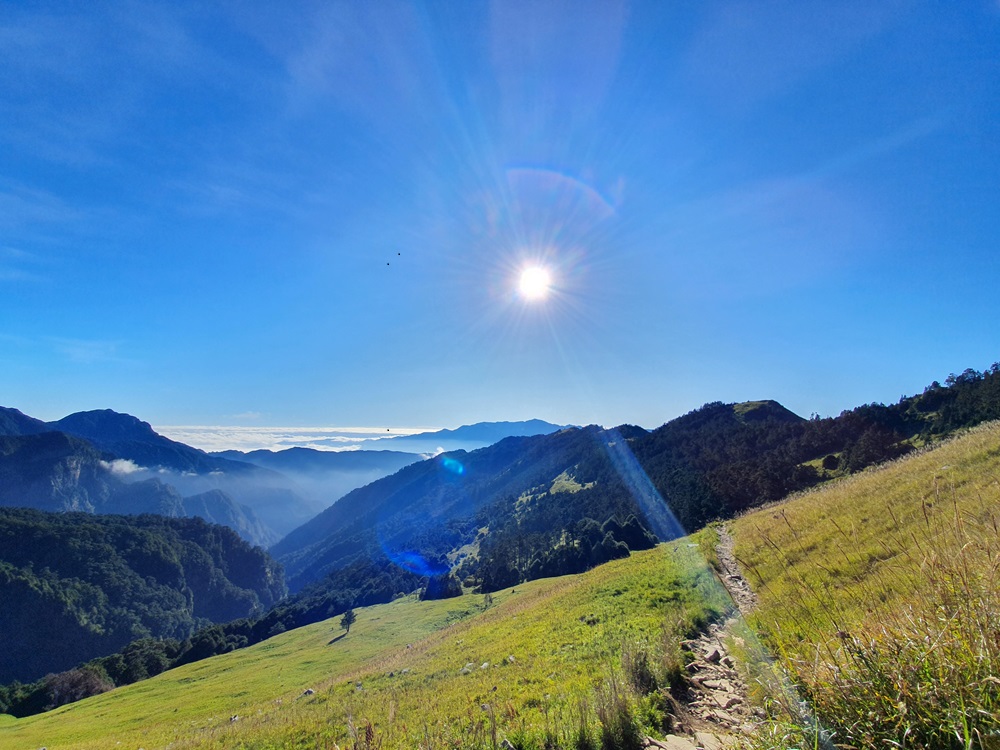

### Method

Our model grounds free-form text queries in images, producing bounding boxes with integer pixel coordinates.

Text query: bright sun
[518,266,552,300]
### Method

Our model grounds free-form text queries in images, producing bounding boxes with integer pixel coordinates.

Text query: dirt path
[644,526,762,750]
[715,524,758,615]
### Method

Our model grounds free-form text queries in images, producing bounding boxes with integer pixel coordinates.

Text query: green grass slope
[732,421,1000,749]
[0,543,728,750]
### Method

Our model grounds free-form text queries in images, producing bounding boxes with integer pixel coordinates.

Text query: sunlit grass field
[732,421,1000,749]
[0,542,727,749]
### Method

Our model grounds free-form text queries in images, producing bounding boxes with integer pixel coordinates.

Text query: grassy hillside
[731,421,1000,749]
[0,541,728,750]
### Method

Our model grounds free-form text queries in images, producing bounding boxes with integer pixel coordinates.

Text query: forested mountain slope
[275,366,1000,599]
[0,508,285,684]
[271,425,660,592]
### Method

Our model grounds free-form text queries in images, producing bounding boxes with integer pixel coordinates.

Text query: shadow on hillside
[327,633,346,645]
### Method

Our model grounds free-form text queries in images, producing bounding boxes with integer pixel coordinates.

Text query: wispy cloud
[681,2,899,112]
[48,337,126,364]
[0,246,47,283]
[279,3,441,125]
[100,458,145,476]
[0,332,31,346]
[654,172,877,300]
[0,183,81,230]
[0,3,227,169]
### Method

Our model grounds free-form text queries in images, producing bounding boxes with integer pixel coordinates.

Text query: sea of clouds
[155,425,434,453]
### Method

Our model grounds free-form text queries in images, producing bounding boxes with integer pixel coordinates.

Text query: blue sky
[2,1,998,435]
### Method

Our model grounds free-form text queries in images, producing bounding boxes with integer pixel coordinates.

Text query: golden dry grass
[732,422,1000,749]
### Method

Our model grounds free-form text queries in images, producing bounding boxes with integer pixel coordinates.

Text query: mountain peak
[50,409,160,443]
[357,419,568,455]
[732,400,803,424]
[0,406,49,436]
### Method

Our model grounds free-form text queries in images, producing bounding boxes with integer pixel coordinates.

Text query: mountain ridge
[0,407,49,436]
[0,408,317,542]
[271,368,1000,599]
[50,409,259,475]
[350,419,567,454]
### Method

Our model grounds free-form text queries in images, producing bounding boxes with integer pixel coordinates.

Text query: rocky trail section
[715,524,759,615]
[644,526,762,749]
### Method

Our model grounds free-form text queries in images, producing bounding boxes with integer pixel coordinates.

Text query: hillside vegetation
[732,420,1000,749]
[0,542,728,750]
[276,365,1000,601]
[0,509,285,686]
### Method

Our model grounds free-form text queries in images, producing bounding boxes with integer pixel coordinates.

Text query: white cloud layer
[155,425,436,453]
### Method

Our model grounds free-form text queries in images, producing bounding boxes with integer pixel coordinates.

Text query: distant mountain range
[209,420,567,511]
[349,419,567,454]
[0,408,307,546]
[0,408,568,548]
[0,429,278,546]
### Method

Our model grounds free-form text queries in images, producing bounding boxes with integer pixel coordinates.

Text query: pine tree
[340,609,356,634]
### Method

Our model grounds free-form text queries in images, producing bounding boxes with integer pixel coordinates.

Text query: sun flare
[518,266,552,300]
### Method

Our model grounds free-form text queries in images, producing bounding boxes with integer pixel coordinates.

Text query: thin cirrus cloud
[653,173,876,299]
[47,337,128,365]
[0,183,81,230]
[681,1,898,111]
[279,2,443,127]
[0,246,46,283]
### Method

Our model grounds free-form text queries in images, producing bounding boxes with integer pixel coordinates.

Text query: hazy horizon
[156,417,574,453]
[154,424,441,454]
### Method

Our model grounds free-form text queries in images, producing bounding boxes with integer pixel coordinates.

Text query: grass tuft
[594,675,643,750]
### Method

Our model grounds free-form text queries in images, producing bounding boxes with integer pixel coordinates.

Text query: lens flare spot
[440,456,465,475]
[518,266,552,300]
[383,549,448,577]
